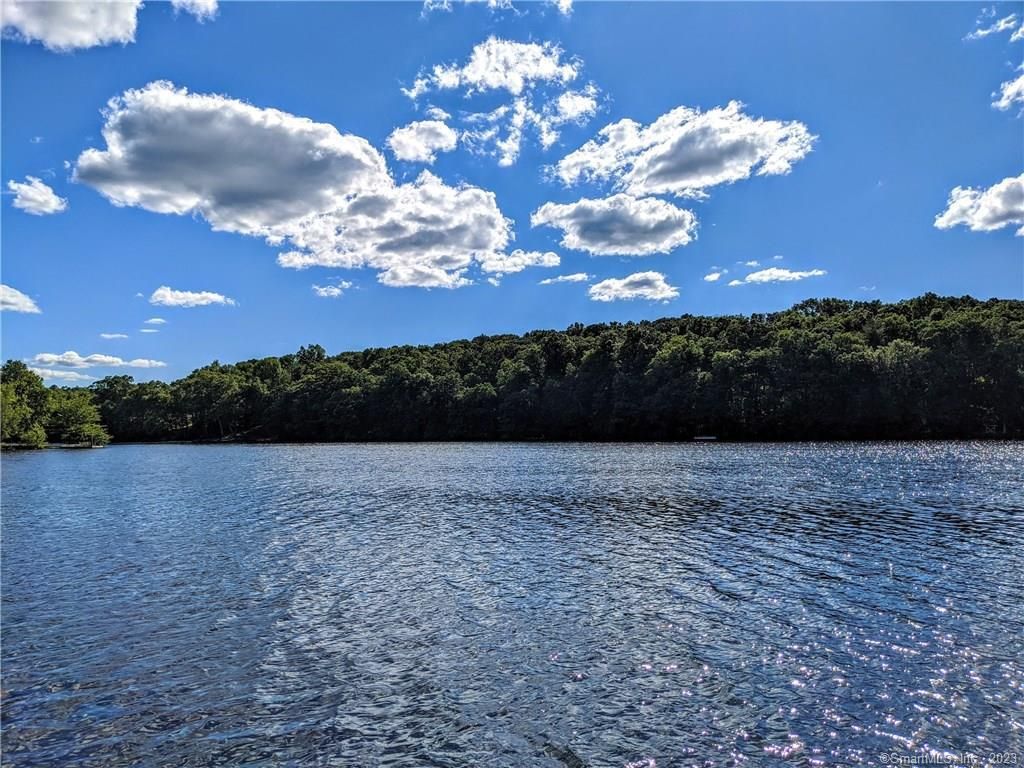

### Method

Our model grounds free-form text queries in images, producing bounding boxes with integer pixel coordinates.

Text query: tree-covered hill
[5,294,1023,444]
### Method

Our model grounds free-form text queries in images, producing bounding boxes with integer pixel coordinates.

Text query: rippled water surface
[2,443,1023,767]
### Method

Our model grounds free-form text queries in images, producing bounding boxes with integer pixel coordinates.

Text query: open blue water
[2,443,1022,766]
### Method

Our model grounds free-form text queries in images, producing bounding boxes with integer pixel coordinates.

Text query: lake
[2,443,1022,766]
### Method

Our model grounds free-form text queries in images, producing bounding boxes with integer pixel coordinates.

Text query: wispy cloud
[727,267,826,286]
[539,272,590,284]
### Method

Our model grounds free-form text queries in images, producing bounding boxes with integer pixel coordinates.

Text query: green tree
[46,388,110,446]
[1,361,50,447]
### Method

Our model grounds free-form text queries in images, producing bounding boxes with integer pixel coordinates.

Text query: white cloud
[965,13,1019,40]
[1013,24,1024,42]
[31,351,166,369]
[1,284,41,313]
[387,120,458,163]
[934,173,1024,236]
[553,100,815,199]
[772,254,784,260]
[554,85,599,123]
[276,170,515,288]
[170,0,218,21]
[425,106,451,121]
[99,333,129,339]
[75,81,388,237]
[76,82,546,288]
[728,267,827,286]
[741,260,760,267]
[477,249,559,274]
[460,85,599,166]
[421,0,514,14]
[150,285,237,307]
[588,271,679,302]
[7,176,67,215]
[405,38,600,165]
[143,317,167,325]
[993,73,1024,112]
[139,328,160,333]
[404,37,579,99]
[1,0,141,51]
[1,0,214,51]
[531,193,697,256]
[539,272,590,284]
[548,0,572,15]
[703,271,723,282]
[312,280,353,298]
[29,367,95,383]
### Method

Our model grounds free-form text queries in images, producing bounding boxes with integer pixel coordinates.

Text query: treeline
[1,361,110,447]
[4,294,1023,445]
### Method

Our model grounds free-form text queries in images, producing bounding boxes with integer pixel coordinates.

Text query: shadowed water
[2,443,1023,766]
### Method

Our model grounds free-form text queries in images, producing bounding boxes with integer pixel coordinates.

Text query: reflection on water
[2,443,1022,766]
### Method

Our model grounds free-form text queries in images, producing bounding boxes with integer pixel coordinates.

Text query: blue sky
[2,1,1022,383]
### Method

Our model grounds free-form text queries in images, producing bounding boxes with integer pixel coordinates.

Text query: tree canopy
[6,295,1023,445]
[1,361,110,448]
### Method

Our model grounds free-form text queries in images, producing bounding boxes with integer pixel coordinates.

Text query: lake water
[2,443,1023,767]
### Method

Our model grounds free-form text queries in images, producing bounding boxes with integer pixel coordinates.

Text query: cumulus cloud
[170,0,218,21]
[404,38,600,165]
[934,173,1024,236]
[727,267,827,286]
[531,193,697,256]
[29,367,95,383]
[1,0,141,50]
[554,86,599,123]
[404,37,579,99]
[75,81,388,237]
[150,285,236,307]
[31,351,166,368]
[703,271,724,282]
[387,120,458,163]
[993,73,1024,112]
[76,82,547,288]
[588,271,679,302]
[1,284,41,313]
[553,100,815,199]
[7,176,67,215]
[312,280,353,298]
[539,272,590,284]
[275,170,514,288]
[1,0,214,50]
[548,0,572,15]
[144,317,167,324]
[99,333,129,339]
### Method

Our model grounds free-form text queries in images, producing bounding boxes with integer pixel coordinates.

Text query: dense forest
[2,294,1022,445]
